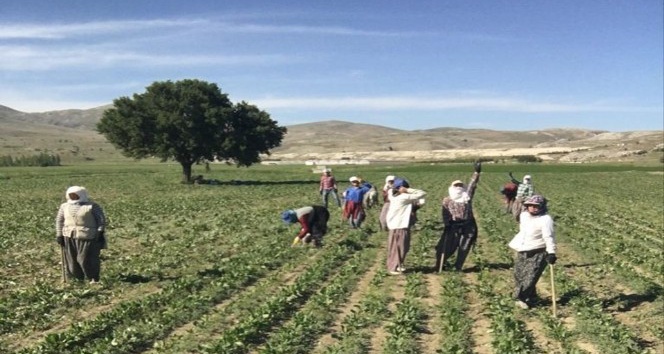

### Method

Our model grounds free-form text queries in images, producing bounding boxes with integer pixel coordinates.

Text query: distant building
[305,159,370,166]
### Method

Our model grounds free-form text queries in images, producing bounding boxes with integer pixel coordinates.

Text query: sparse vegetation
[512,155,542,163]
[0,153,61,167]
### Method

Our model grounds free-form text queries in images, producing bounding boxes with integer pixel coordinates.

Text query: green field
[0,163,662,353]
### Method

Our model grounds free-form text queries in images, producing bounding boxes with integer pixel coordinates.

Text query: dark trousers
[308,206,330,246]
[63,237,101,281]
[513,248,548,302]
[435,220,477,270]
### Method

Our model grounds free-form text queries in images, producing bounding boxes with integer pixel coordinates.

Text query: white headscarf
[448,183,470,203]
[384,175,395,191]
[66,186,89,204]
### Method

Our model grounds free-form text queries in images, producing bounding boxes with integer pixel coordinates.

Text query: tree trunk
[181,162,193,183]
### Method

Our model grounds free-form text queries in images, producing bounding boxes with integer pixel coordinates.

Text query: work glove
[56,236,65,247]
[546,253,557,265]
[474,161,482,173]
[291,236,301,247]
[319,190,323,195]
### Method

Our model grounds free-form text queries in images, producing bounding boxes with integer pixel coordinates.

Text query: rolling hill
[0,104,662,164]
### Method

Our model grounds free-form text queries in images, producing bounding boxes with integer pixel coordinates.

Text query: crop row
[319,255,390,354]
[257,235,378,353]
[146,230,352,353]
[475,181,658,353]
[201,233,369,353]
[20,230,358,354]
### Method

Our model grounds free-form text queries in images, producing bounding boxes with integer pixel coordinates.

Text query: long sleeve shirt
[509,212,556,254]
[516,183,534,198]
[344,185,371,203]
[442,172,479,224]
[320,175,337,191]
[55,202,106,237]
[386,188,426,230]
[294,206,314,238]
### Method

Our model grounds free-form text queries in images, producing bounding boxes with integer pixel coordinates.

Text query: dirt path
[311,253,383,351]
[367,274,405,354]
[520,313,559,353]
[419,272,443,353]
[463,271,493,354]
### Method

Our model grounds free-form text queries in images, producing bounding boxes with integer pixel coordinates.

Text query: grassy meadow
[0,162,662,353]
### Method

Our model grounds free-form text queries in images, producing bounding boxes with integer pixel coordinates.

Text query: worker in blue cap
[385,178,426,275]
[281,205,330,247]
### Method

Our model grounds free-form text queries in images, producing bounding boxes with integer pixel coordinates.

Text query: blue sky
[1,0,662,132]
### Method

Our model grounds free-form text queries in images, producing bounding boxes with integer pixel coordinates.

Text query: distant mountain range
[1,104,662,163]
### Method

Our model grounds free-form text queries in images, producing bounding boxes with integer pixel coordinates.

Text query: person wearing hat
[435,162,482,272]
[55,186,107,284]
[509,172,535,221]
[508,194,557,309]
[378,175,396,231]
[319,168,341,208]
[281,205,330,247]
[385,177,426,275]
[342,176,373,228]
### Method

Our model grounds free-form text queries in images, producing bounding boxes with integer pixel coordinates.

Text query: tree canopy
[97,79,286,182]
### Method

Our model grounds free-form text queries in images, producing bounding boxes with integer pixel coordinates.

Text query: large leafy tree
[97,79,286,183]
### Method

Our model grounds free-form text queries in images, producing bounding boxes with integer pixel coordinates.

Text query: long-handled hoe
[61,246,67,283]
[550,264,557,317]
[438,234,447,273]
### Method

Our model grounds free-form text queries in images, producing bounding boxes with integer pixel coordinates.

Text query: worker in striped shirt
[319,168,341,208]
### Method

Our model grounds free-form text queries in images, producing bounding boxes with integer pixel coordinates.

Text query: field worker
[509,172,535,221]
[386,178,426,275]
[435,162,481,272]
[281,205,330,247]
[508,194,557,309]
[359,177,378,210]
[55,186,106,284]
[379,175,395,231]
[319,168,341,208]
[342,176,372,228]
[500,181,518,213]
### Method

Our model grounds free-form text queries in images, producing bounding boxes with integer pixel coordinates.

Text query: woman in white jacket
[386,178,426,275]
[508,194,557,309]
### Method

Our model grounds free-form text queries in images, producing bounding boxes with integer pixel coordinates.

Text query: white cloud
[0,19,209,39]
[0,18,422,40]
[0,45,298,71]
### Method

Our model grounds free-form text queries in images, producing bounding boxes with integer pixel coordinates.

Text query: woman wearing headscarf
[55,186,106,283]
[509,172,534,221]
[281,205,330,247]
[386,178,426,275]
[435,162,481,272]
[378,175,395,231]
[508,194,557,309]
